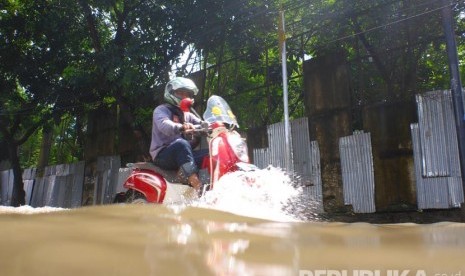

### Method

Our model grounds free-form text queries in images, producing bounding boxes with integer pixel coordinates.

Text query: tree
[3,0,463,207]
[281,0,464,104]
[0,0,87,205]
[1,0,270,204]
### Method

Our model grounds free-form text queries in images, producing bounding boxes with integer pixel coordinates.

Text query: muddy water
[1,168,464,275]
[0,204,464,276]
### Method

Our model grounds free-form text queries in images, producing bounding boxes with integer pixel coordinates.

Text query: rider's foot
[188,173,202,191]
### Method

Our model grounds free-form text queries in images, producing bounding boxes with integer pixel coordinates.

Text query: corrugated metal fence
[0,156,121,208]
[253,117,324,212]
[339,131,376,213]
[252,90,464,213]
[23,168,36,205]
[416,90,460,177]
[30,162,85,208]
[335,89,464,211]
[411,90,464,209]
[1,168,37,206]
[0,169,14,206]
[1,90,464,212]
[93,156,121,205]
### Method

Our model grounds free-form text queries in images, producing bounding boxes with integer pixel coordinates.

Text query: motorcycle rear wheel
[125,190,148,204]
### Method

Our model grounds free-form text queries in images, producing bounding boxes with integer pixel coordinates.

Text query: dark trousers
[154,138,208,177]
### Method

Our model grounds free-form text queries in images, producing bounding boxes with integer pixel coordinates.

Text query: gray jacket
[149,104,202,160]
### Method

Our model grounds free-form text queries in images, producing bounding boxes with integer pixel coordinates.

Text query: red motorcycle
[114,95,257,204]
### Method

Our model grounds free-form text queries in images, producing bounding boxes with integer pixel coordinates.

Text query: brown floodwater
[0,204,464,276]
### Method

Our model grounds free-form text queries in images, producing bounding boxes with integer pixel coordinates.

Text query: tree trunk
[75,111,85,161]
[116,95,139,165]
[8,141,25,207]
[81,105,118,206]
[84,106,117,160]
[36,126,53,177]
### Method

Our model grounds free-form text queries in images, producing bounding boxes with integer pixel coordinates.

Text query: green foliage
[132,106,153,131]
[18,128,42,169]
[1,0,464,168]
[49,115,82,164]
[282,0,459,103]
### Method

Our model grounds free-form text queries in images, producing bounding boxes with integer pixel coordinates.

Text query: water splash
[0,205,67,214]
[195,166,306,222]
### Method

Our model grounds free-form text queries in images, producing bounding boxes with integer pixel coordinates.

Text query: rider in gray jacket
[149,77,207,191]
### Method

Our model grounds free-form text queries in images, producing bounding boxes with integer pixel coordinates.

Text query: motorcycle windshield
[203,95,239,128]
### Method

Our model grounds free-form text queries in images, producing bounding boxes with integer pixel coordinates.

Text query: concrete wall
[303,53,352,212]
[362,101,417,211]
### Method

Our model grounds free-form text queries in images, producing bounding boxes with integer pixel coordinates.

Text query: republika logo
[299,270,462,276]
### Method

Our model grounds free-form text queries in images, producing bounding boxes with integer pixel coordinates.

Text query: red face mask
[179,98,194,112]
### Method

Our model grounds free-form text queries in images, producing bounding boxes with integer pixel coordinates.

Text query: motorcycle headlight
[227,132,249,163]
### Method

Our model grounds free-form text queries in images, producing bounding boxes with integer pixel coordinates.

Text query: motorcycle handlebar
[182,123,209,135]
[182,121,237,136]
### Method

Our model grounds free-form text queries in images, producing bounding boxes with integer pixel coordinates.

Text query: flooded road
[0,168,464,275]
[1,205,464,276]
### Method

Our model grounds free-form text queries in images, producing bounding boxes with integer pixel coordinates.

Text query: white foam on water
[195,166,304,222]
[0,205,67,215]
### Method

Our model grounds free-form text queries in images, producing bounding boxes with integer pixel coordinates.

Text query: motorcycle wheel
[113,192,127,203]
[125,190,148,204]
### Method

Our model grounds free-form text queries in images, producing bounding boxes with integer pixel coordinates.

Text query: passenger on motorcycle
[149,77,208,192]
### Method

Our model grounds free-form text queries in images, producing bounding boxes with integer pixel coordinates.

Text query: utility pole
[279,8,293,173]
[441,0,465,193]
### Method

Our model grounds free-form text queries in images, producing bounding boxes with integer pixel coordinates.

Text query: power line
[323,1,453,45]
[285,0,449,42]
[174,0,407,72]
[5,0,459,114]
[173,0,457,75]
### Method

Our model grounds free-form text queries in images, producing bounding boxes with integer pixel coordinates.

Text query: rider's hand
[181,123,195,132]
